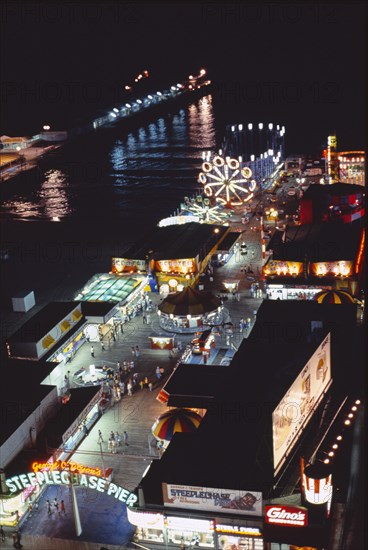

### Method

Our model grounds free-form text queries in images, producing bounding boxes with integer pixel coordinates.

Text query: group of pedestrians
[98,429,129,453]
[46,498,66,516]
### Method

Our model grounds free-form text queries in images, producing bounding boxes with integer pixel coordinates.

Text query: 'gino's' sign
[265,505,308,527]
[5,466,137,506]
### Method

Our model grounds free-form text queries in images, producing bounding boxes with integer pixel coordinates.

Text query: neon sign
[5,470,137,506]
[32,460,101,477]
[265,505,308,527]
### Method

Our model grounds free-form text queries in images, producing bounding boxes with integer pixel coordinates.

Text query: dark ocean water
[0,93,225,312]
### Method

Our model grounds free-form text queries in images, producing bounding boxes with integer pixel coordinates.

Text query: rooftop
[8,302,81,343]
[140,301,358,504]
[0,358,56,446]
[121,222,229,261]
[268,221,364,262]
[303,182,364,199]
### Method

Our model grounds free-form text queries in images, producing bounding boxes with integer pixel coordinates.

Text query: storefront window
[166,517,215,547]
[217,534,264,549]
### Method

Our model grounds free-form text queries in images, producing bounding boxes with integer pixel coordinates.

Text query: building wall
[10,304,83,360]
[0,387,58,469]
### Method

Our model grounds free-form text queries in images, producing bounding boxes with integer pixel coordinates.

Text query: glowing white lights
[258,123,263,130]
[248,123,253,130]
[198,154,257,207]
[268,123,273,130]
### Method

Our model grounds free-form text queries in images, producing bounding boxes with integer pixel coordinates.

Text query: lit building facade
[338,151,365,186]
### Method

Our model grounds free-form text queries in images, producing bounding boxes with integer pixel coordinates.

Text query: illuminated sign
[265,506,308,527]
[156,258,197,274]
[215,524,262,536]
[112,257,146,273]
[166,516,214,532]
[272,333,332,473]
[31,460,101,477]
[311,261,353,278]
[127,508,165,529]
[162,483,262,516]
[303,472,333,506]
[5,471,137,506]
[263,260,303,277]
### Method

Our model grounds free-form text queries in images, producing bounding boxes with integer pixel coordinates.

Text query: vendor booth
[149,335,175,350]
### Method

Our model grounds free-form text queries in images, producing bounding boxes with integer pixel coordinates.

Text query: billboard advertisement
[162,483,262,516]
[272,333,331,473]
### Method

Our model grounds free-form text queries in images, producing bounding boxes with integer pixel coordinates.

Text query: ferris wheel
[197,155,257,207]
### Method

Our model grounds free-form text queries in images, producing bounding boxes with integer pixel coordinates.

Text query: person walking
[155,366,161,380]
[110,431,115,441]
[46,499,52,515]
[127,381,133,396]
[123,431,129,446]
[97,430,104,444]
[108,438,113,452]
[28,502,33,516]
[90,345,94,357]
[115,431,121,445]
[101,341,105,351]
[135,345,140,358]
[148,381,153,392]
[1,526,6,542]
[60,500,66,515]
[54,498,59,514]
[131,346,136,358]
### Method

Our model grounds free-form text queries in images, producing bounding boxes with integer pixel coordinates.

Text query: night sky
[1,2,366,152]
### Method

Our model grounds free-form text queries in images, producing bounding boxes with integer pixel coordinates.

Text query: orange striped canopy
[313,290,354,304]
[152,408,202,442]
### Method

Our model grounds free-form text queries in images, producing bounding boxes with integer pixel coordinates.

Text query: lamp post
[99,441,106,477]
[67,466,82,536]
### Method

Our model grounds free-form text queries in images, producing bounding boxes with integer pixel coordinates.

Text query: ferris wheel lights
[238,124,243,131]
[250,154,255,161]
[355,400,361,405]
[258,123,263,130]
[227,158,239,170]
[213,156,225,167]
[268,123,273,130]
[202,161,213,172]
[248,123,253,130]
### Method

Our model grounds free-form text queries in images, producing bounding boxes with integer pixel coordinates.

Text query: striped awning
[152,408,202,442]
[60,319,71,333]
[42,334,55,349]
[313,290,354,304]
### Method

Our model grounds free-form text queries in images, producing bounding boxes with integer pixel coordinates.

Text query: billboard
[162,483,262,516]
[272,333,331,473]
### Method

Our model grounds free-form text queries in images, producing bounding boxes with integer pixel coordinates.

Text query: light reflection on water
[1,169,73,221]
[0,95,216,221]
